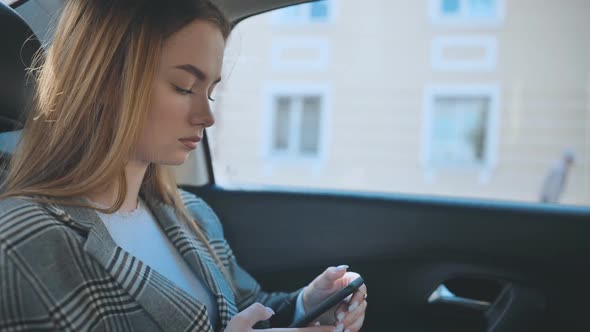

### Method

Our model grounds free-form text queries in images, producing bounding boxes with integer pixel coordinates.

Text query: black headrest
[0,2,42,133]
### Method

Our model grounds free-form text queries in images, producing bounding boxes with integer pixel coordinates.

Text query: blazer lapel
[43,201,215,332]
[144,198,238,331]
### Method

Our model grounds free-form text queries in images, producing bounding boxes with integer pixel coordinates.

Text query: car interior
[1,1,590,331]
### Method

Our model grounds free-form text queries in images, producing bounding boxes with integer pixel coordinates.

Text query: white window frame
[429,0,505,26]
[271,38,330,72]
[262,83,331,166]
[271,0,337,26]
[431,35,498,72]
[421,84,501,182]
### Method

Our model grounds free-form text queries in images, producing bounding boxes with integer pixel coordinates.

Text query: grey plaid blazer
[0,190,299,331]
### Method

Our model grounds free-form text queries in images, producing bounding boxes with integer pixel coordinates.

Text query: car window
[197,0,590,207]
[0,131,20,154]
[14,0,61,46]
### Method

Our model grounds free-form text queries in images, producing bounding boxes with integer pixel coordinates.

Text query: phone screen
[288,276,365,328]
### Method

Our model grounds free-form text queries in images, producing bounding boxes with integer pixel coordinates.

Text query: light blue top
[95,199,219,327]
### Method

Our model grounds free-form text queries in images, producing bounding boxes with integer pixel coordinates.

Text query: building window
[441,0,461,15]
[423,85,500,170]
[430,0,504,25]
[310,1,329,19]
[271,95,323,158]
[272,0,333,24]
[430,96,489,165]
[468,0,496,17]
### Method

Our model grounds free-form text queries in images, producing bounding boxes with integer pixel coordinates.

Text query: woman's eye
[174,86,193,95]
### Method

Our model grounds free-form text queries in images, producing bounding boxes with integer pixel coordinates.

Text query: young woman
[0,1,367,331]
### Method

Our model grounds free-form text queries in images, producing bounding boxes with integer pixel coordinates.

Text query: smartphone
[288,276,365,328]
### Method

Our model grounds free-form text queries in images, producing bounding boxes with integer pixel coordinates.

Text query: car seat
[0,2,42,183]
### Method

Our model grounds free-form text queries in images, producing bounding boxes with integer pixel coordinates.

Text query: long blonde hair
[1,0,235,290]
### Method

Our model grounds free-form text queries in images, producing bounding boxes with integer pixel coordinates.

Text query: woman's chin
[153,153,191,166]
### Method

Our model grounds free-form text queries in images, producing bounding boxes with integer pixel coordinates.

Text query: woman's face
[135,20,225,165]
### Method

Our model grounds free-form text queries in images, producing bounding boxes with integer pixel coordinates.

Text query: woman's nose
[189,101,215,128]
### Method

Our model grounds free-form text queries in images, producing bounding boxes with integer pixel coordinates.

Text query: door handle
[428,283,492,311]
[428,281,545,331]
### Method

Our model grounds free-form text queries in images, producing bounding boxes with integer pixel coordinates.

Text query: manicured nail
[348,301,358,312]
[265,307,275,316]
[314,321,320,326]
[333,323,344,332]
[337,312,346,321]
[334,265,349,272]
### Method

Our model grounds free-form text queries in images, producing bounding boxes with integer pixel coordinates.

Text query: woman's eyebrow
[173,64,221,83]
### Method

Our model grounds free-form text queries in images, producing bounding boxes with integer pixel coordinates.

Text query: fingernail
[265,307,275,316]
[333,323,344,332]
[334,265,349,272]
[314,321,320,326]
[337,312,346,321]
[348,301,358,312]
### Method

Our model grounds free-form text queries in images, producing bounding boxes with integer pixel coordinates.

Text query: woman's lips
[179,136,201,150]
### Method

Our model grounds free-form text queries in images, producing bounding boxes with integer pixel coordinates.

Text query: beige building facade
[181,0,590,206]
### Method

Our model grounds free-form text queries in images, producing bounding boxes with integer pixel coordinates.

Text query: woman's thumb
[235,302,275,327]
[317,265,349,286]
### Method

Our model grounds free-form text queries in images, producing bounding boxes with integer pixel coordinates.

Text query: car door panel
[185,185,590,332]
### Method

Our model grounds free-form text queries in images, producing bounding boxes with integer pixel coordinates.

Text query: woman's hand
[224,302,334,332]
[302,266,368,332]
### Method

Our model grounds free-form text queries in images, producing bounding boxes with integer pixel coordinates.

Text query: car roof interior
[9,0,312,35]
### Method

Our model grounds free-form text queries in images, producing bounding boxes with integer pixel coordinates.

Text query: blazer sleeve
[0,247,56,331]
[180,190,301,328]
[223,244,302,328]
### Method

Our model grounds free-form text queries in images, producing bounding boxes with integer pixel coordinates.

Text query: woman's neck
[85,160,149,213]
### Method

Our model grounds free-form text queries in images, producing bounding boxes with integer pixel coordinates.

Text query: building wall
[199,0,590,205]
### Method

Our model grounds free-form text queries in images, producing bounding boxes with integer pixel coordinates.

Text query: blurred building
[197,0,590,205]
